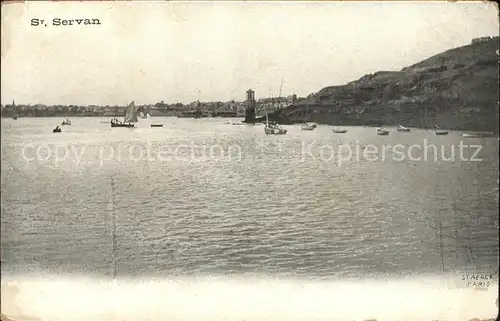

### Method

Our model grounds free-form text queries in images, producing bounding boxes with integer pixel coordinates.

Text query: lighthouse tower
[244,89,256,123]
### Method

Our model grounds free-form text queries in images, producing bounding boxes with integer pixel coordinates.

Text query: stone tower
[244,89,256,123]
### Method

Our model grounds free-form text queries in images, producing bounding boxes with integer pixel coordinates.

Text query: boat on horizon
[150,124,163,127]
[111,101,137,128]
[396,125,410,132]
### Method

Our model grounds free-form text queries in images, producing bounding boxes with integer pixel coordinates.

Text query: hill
[269,37,499,132]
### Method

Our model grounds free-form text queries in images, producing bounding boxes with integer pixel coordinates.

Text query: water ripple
[1,118,498,278]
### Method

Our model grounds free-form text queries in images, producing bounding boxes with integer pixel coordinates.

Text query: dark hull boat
[111,102,138,128]
[111,119,134,128]
[150,124,163,127]
[53,127,62,133]
[376,127,389,135]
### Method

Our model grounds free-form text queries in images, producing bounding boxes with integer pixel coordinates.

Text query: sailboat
[111,101,138,128]
[434,125,449,135]
[301,106,316,131]
[140,111,150,119]
[263,90,287,135]
[62,117,71,125]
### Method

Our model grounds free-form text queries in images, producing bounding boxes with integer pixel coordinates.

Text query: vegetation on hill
[270,37,499,132]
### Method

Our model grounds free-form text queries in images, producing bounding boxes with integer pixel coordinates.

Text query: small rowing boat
[434,125,449,135]
[376,127,389,135]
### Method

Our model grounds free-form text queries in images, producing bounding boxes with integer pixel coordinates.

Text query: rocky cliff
[269,37,499,132]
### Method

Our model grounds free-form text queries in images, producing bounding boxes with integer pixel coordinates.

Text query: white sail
[139,111,145,118]
[124,101,138,123]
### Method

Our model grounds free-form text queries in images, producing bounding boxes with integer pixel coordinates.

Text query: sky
[1,1,498,106]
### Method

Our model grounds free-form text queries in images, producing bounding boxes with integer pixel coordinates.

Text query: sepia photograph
[1,1,499,320]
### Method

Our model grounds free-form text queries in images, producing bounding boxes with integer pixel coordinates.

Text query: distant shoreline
[1,115,245,118]
[1,113,245,119]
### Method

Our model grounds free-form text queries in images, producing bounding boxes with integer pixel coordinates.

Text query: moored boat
[265,125,287,135]
[301,123,316,131]
[434,125,449,135]
[62,118,71,125]
[396,125,410,132]
[376,127,389,135]
[150,124,163,127]
[111,118,135,128]
[53,126,62,133]
[462,131,495,137]
[332,128,347,133]
[264,113,287,135]
[301,105,316,131]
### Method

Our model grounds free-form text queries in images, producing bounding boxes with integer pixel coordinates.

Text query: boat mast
[278,78,284,107]
[270,89,274,117]
[124,103,128,124]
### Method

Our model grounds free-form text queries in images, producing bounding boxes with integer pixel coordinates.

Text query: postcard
[1,1,499,320]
